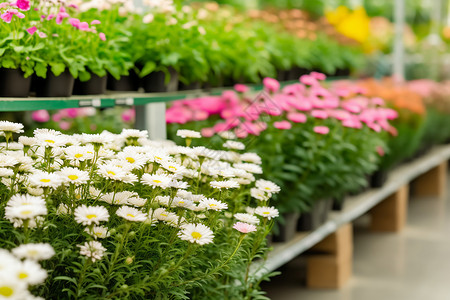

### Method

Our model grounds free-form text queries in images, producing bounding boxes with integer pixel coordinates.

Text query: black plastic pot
[178,81,201,91]
[107,71,140,91]
[142,68,178,93]
[0,68,31,97]
[35,70,74,97]
[297,199,332,232]
[273,212,300,243]
[287,67,310,81]
[370,170,388,188]
[73,74,107,95]
[332,196,346,211]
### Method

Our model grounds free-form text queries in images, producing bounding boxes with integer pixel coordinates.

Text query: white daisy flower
[65,146,94,162]
[85,225,110,239]
[178,223,214,245]
[33,128,61,136]
[127,196,147,207]
[250,188,271,201]
[26,187,44,196]
[29,171,62,189]
[172,197,194,209]
[81,132,114,144]
[56,203,69,215]
[89,187,102,198]
[160,160,185,174]
[223,141,245,150]
[35,133,66,148]
[155,195,171,207]
[7,194,45,207]
[255,206,279,220]
[78,241,106,262]
[0,167,13,178]
[117,151,148,169]
[141,173,173,189]
[58,167,90,185]
[15,259,48,285]
[176,129,202,139]
[169,180,189,189]
[0,275,29,299]
[98,148,115,159]
[255,179,281,193]
[5,204,47,220]
[0,154,19,167]
[120,129,149,140]
[192,146,217,159]
[218,131,236,139]
[107,159,134,172]
[12,243,55,261]
[74,205,109,226]
[233,222,257,233]
[116,206,147,222]
[100,192,128,205]
[210,180,240,189]
[153,208,177,222]
[97,164,127,181]
[240,152,262,164]
[198,198,228,211]
[0,121,24,133]
[18,136,37,146]
[234,213,260,225]
[0,249,21,272]
[233,163,263,174]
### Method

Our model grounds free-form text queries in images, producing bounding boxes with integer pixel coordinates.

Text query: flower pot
[0,68,31,97]
[73,74,107,95]
[287,67,310,80]
[107,71,140,91]
[297,198,332,232]
[142,67,178,93]
[178,81,201,91]
[332,196,346,211]
[273,212,300,242]
[370,170,388,188]
[35,70,74,97]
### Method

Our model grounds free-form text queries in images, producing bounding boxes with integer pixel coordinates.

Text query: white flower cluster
[0,244,54,300]
[0,122,280,263]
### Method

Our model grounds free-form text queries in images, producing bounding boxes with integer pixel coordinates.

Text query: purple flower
[69,18,80,28]
[56,12,69,24]
[15,0,30,11]
[78,22,89,31]
[26,26,37,35]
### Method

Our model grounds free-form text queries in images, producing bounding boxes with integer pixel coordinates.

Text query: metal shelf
[250,144,450,279]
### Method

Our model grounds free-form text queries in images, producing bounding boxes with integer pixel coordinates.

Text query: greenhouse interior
[1,0,450,299]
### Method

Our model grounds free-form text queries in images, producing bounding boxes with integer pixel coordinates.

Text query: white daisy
[234,213,260,225]
[160,160,185,174]
[127,196,147,207]
[64,146,94,162]
[210,180,240,189]
[85,225,110,239]
[97,164,128,181]
[0,249,21,272]
[254,206,279,220]
[176,129,202,139]
[169,180,189,189]
[74,205,109,226]
[35,133,66,148]
[198,198,228,211]
[18,136,37,146]
[100,192,128,205]
[240,152,262,164]
[12,243,55,261]
[33,128,61,136]
[155,195,171,207]
[81,132,114,144]
[26,187,44,197]
[78,241,106,262]
[56,203,69,215]
[223,141,245,150]
[58,167,90,185]
[178,223,214,245]
[0,121,24,133]
[233,163,263,174]
[153,207,177,223]
[89,187,102,198]
[117,152,148,169]
[141,173,173,189]
[120,129,149,140]
[0,275,29,299]
[233,222,257,233]
[0,168,13,178]
[116,206,147,222]
[5,204,47,220]
[250,188,271,201]
[7,194,45,207]
[15,259,48,285]
[255,179,281,193]
[218,131,236,139]
[28,171,62,189]
[0,154,19,167]
[172,197,194,209]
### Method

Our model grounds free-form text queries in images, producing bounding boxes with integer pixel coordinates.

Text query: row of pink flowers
[167,73,398,138]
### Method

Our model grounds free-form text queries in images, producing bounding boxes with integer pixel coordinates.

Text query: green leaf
[50,62,66,76]
[35,62,47,78]
[140,61,156,77]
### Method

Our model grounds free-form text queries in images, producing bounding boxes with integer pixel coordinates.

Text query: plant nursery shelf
[250,144,450,279]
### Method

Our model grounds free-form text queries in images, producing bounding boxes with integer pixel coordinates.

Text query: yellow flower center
[86,214,97,219]
[87,151,93,154]
[75,153,83,158]
[127,214,135,218]
[155,156,162,160]
[179,201,185,204]
[18,273,28,279]
[126,157,135,163]
[209,204,217,207]
[265,187,271,190]
[107,171,116,176]
[75,194,81,200]
[161,213,167,217]
[262,212,270,215]
[153,180,162,183]
[0,286,14,297]
[27,250,38,256]
[95,232,103,237]
[68,175,79,180]
[40,179,51,183]
[191,232,202,240]
[168,166,177,171]
[45,139,55,144]
[20,210,32,215]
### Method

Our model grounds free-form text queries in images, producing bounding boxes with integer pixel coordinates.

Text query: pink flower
[56,12,69,24]
[273,121,292,130]
[78,22,89,31]
[311,110,328,119]
[91,20,101,25]
[64,108,78,118]
[69,18,80,28]
[282,83,304,95]
[300,74,318,86]
[52,113,62,122]
[342,118,362,129]
[26,26,37,35]
[368,123,381,132]
[192,110,208,121]
[121,108,135,122]
[371,97,385,106]
[234,84,249,93]
[314,126,329,135]
[59,121,71,130]
[31,110,50,123]
[1,9,22,23]
[0,3,10,9]
[15,0,30,11]
[47,14,55,20]
[263,77,280,93]
[233,222,257,233]
[68,4,78,9]
[376,146,385,157]
[287,112,307,123]
[38,32,47,38]
[235,127,249,138]
[99,32,106,41]
[310,71,326,81]
[201,127,215,137]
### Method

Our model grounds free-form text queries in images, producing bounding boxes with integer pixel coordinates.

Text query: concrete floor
[262,187,450,300]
